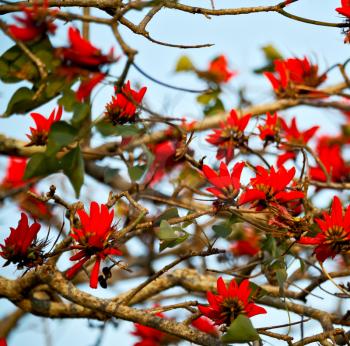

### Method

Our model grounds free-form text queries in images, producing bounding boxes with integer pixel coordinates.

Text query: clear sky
[1,1,350,345]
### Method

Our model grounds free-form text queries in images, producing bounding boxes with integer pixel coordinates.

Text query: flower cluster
[336,1,350,43]
[0,213,45,269]
[277,117,318,167]
[205,55,236,84]
[105,81,147,124]
[238,166,304,211]
[206,110,251,164]
[202,161,245,202]
[26,106,62,146]
[8,0,57,42]
[0,157,51,219]
[299,196,350,262]
[66,202,122,289]
[258,112,280,143]
[264,57,327,98]
[55,27,116,102]
[198,277,266,326]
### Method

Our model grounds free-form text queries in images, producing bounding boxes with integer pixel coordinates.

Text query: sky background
[1,1,350,345]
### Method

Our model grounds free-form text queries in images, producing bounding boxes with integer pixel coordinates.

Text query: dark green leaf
[128,165,147,181]
[24,153,61,180]
[96,121,141,137]
[212,224,232,238]
[221,314,260,343]
[58,88,77,112]
[46,121,78,155]
[72,102,90,128]
[61,146,85,198]
[4,87,35,116]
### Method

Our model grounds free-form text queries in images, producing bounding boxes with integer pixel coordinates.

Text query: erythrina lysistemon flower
[202,161,245,201]
[0,339,7,346]
[26,106,62,146]
[264,57,327,99]
[8,0,57,42]
[0,157,51,219]
[131,312,167,346]
[238,165,304,210]
[336,0,350,43]
[258,112,281,143]
[206,110,251,164]
[206,55,236,84]
[198,277,266,326]
[55,27,116,102]
[57,27,115,69]
[277,117,318,167]
[191,316,219,337]
[66,202,122,289]
[299,196,350,262]
[0,213,45,269]
[105,81,147,124]
[309,139,350,183]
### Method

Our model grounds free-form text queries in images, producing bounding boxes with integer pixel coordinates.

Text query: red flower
[145,139,188,186]
[191,316,219,337]
[238,166,304,210]
[132,312,166,346]
[0,213,45,269]
[198,277,266,326]
[337,0,350,17]
[26,106,62,146]
[299,196,350,262]
[207,55,236,84]
[0,157,51,219]
[230,227,260,257]
[105,81,147,124]
[264,57,327,98]
[1,157,28,189]
[277,117,318,167]
[57,27,115,69]
[202,161,245,201]
[0,339,7,346]
[8,0,57,42]
[258,112,280,142]
[309,141,350,183]
[66,202,122,289]
[206,110,251,164]
[336,1,350,43]
[76,72,106,102]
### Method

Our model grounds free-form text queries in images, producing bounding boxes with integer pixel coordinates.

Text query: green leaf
[61,146,85,198]
[175,56,194,72]
[262,44,283,62]
[157,220,189,251]
[58,88,77,112]
[128,164,147,181]
[4,87,35,116]
[24,153,61,180]
[96,121,141,137]
[154,208,179,227]
[204,98,225,116]
[254,44,284,74]
[72,102,90,128]
[212,223,232,238]
[196,91,219,105]
[46,121,78,155]
[271,259,287,293]
[221,314,260,343]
